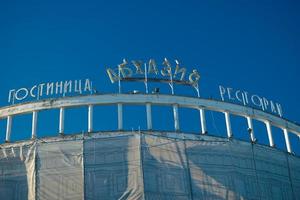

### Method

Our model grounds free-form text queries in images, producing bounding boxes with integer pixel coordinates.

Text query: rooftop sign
[219,85,283,117]
[8,79,94,104]
[6,58,283,118]
[106,58,200,85]
[106,58,201,96]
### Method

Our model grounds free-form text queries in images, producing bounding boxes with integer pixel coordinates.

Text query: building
[0,90,300,199]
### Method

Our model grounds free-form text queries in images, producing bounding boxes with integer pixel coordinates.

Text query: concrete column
[146,103,152,130]
[173,104,180,131]
[118,103,123,130]
[88,105,93,133]
[5,116,12,142]
[246,116,255,142]
[265,121,274,147]
[199,108,207,134]
[31,111,38,139]
[224,112,232,138]
[283,128,292,153]
[59,107,65,135]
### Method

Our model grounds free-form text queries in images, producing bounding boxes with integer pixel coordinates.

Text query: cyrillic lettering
[188,70,200,85]
[15,88,28,101]
[148,59,158,74]
[132,60,144,75]
[8,89,15,103]
[30,85,38,98]
[84,79,92,92]
[74,80,82,94]
[64,80,72,95]
[46,82,54,95]
[173,60,186,81]
[55,81,63,94]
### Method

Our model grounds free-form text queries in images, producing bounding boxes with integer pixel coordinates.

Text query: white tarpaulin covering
[84,134,143,199]
[0,132,299,200]
[0,142,36,200]
[36,140,83,200]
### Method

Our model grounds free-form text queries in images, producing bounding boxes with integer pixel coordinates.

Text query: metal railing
[0,94,299,153]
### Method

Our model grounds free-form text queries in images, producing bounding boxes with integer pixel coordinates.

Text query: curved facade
[1,94,300,199]
[0,131,299,200]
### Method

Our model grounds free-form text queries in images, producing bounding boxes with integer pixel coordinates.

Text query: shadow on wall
[142,134,233,199]
[84,134,143,200]
[186,139,297,200]
[142,135,192,199]
[141,134,299,199]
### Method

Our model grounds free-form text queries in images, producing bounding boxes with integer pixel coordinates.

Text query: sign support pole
[118,65,121,94]
[144,63,148,94]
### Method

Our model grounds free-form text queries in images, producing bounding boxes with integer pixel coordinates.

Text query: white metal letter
[276,103,283,117]
[39,83,45,97]
[30,85,38,98]
[148,59,158,74]
[119,59,133,78]
[106,68,120,83]
[251,95,264,111]
[8,89,16,103]
[84,79,92,92]
[132,60,144,74]
[55,81,63,94]
[64,80,72,95]
[189,69,200,86]
[173,60,186,81]
[46,82,54,95]
[219,86,226,101]
[74,80,82,94]
[15,88,29,101]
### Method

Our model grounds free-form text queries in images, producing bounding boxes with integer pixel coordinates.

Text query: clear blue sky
[0,1,299,153]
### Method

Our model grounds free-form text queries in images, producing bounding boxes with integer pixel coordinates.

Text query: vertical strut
[59,107,65,135]
[146,103,152,130]
[224,112,232,138]
[32,111,38,139]
[88,105,93,133]
[118,103,123,130]
[5,116,12,142]
[199,108,206,134]
[265,121,274,147]
[173,104,180,131]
